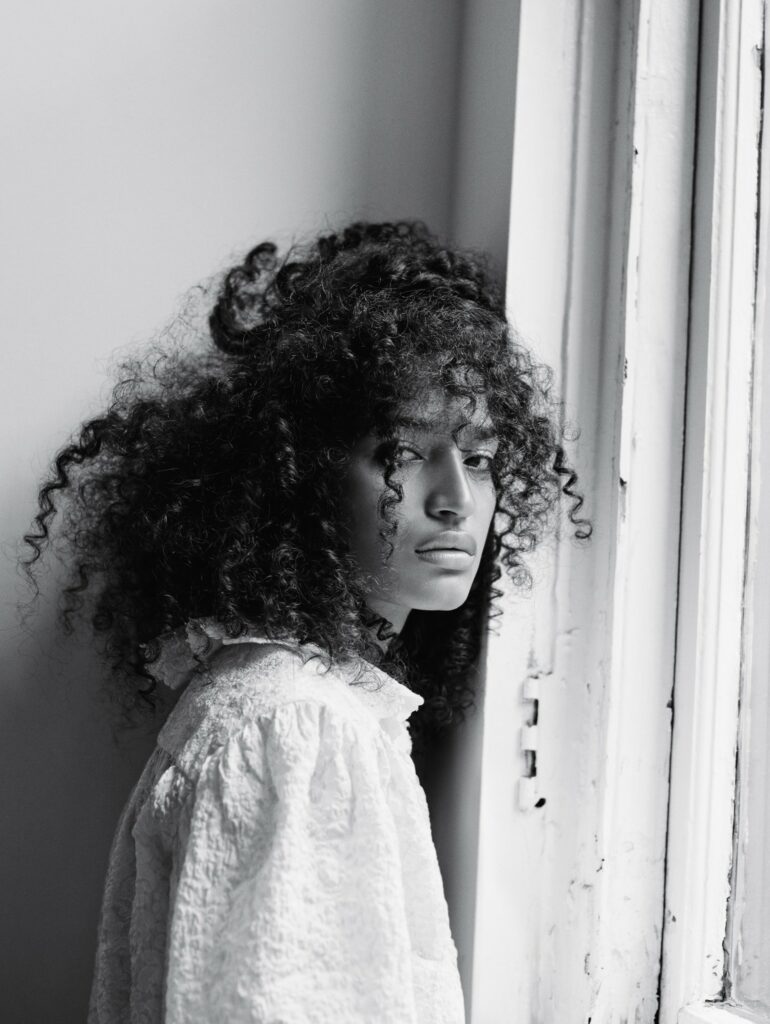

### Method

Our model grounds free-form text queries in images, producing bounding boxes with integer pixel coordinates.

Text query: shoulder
[157,639,376,775]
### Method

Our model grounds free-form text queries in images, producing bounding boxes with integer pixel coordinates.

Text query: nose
[425,450,475,520]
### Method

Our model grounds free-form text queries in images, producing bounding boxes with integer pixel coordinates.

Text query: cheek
[346,471,379,523]
[344,477,421,574]
[476,481,498,529]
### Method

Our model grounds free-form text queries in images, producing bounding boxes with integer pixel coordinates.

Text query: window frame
[471,0,700,1019]
[659,0,766,1020]
[680,1007,769,1024]
[469,0,767,1020]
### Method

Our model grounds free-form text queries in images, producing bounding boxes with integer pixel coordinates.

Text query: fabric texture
[88,619,466,1023]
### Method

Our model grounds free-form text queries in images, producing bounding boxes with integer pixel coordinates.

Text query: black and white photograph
[1,2,768,1022]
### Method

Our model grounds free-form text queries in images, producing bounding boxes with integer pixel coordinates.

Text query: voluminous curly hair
[21,220,589,757]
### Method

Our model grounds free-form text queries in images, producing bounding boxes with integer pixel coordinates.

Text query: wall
[0,3,465,1020]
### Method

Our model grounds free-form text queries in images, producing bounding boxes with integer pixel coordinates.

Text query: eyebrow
[391,415,499,442]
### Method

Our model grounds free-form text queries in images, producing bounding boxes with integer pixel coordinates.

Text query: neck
[361,602,408,653]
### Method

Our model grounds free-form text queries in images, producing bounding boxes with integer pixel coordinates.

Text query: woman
[22,221,588,1023]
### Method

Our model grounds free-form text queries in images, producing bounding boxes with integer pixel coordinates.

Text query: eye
[372,441,423,468]
[393,444,423,465]
[463,451,496,473]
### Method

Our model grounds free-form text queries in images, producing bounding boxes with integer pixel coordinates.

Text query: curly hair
[21,220,589,758]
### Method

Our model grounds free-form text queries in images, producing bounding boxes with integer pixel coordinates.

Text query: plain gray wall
[0,2,516,1020]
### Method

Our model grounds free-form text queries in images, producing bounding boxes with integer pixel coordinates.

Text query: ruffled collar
[143,617,423,723]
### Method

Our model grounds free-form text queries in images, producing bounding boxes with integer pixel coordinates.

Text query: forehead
[392,390,495,438]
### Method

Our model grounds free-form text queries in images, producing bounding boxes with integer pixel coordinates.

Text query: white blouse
[88,619,466,1024]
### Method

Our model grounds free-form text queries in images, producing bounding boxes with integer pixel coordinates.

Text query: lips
[414,531,477,556]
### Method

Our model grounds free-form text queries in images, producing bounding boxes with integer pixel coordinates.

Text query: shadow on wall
[0,587,157,1014]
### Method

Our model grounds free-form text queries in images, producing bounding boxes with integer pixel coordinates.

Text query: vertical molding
[728,2,770,1008]
[475,1,698,1020]
[473,2,592,1016]
[589,2,699,1020]
[659,0,766,1020]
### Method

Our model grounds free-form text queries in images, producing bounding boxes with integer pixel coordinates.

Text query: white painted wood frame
[728,18,770,1004]
[472,1,699,1021]
[659,0,767,1021]
[679,1007,768,1024]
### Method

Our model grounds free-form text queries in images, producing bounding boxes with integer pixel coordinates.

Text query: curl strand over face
[21,220,590,757]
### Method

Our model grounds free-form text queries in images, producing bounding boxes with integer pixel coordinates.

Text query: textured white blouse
[88,619,466,1024]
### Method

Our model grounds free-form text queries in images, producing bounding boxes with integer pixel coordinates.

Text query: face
[342,389,499,633]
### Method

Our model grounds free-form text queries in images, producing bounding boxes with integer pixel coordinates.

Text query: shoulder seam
[190,697,379,763]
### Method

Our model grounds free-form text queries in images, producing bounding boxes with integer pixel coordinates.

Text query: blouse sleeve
[161,700,419,1024]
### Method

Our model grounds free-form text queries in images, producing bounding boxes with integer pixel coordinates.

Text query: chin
[410,585,473,613]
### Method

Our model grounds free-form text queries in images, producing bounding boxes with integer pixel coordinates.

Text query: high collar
[144,616,423,724]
